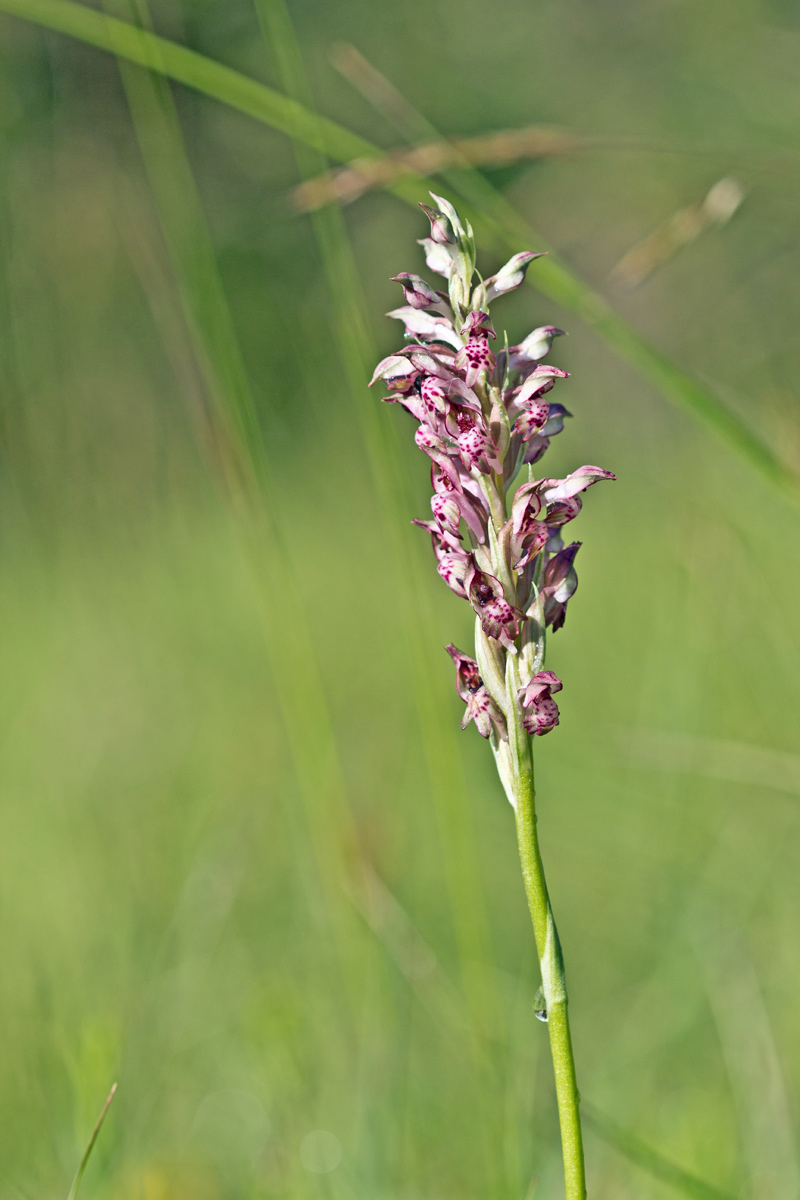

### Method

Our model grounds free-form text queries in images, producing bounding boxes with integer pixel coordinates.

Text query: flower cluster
[371,194,614,745]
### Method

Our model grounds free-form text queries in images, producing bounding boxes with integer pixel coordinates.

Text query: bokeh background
[1,0,800,1197]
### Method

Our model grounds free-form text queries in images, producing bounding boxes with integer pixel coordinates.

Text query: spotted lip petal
[508,367,568,441]
[456,333,496,388]
[460,310,495,340]
[443,408,502,475]
[465,560,523,649]
[431,489,462,533]
[518,403,571,466]
[519,670,563,736]
[419,375,450,415]
[445,645,507,740]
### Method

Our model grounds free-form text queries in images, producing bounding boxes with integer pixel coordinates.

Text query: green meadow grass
[1,1,800,1197]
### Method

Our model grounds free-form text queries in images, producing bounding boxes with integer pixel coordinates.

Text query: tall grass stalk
[103,6,507,1187]
[252,2,511,1188]
[66,1084,117,1200]
[0,0,795,497]
[102,0,374,1030]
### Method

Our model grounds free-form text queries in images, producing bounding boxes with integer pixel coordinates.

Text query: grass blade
[102,0,376,1027]
[252,0,501,1016]
[583,1102,737,1200]
[66,1083,117,1200]
[0,0,378,165]
[0,0,796,496]
[328,44,798,499]
[253,2,509,1188]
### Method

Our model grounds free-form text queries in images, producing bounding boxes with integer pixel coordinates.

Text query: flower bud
[391,272,444,310]
[485,252,546,303]
[419,203,457,245]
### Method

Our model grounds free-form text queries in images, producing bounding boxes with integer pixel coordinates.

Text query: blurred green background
[1,0,800,1197]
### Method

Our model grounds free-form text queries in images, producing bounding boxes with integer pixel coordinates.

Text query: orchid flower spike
[372,194,616,1200]
[372,193,614,756]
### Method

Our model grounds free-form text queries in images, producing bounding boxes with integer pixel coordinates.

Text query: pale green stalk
[484,542,586,1199]
[468,366,585,1197]
[509,733,585,1200]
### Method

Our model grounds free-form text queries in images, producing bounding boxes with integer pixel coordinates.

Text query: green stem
[512,731,586,1200]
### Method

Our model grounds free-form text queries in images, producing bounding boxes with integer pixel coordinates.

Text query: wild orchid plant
[371,195,615,1200]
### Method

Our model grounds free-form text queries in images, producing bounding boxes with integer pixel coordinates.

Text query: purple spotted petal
[420,375,450,415]
[431,489,462,534]
[465,561,523,649]
[463,688,507,739]
[513,398,551,441]
[519,670,562,736]
[443,407,502,474]
[456,334,496,388]
[460,310,496,340]
[509,367,570,439]
[445,644,507,740]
